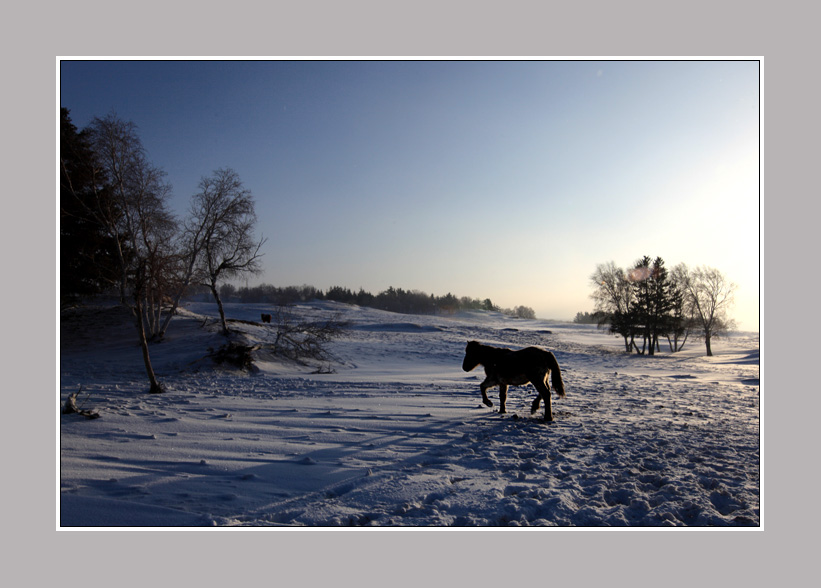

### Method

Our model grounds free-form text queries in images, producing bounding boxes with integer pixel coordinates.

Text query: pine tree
[626,256,674,355]
[60,108,120,304]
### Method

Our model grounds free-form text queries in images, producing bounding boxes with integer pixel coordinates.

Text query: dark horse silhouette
[261,313,272,324]
[462,341,566,421]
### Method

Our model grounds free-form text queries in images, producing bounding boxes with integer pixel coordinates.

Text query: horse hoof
[483,399,493,407]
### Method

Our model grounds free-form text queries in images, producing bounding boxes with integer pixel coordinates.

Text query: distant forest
[195,283,537,319]
[572,311,607,324]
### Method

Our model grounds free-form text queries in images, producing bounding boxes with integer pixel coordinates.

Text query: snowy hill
[59,300,760,527]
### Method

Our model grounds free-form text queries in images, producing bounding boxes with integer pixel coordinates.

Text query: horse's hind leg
[532,379,553,422]
[531,394,541,415]
[498,384,508,414]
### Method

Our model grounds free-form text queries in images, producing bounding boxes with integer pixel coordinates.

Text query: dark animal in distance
[261,313,272,324]
[461,340,566,422]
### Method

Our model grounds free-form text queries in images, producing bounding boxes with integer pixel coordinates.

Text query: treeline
[572,311,607,324]
[211,283,536,318]
[589,256,737,356]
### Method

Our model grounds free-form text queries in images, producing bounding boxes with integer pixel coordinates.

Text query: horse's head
[462,341,481,372]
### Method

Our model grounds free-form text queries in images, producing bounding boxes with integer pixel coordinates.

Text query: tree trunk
[133,297,164,393]
[143,291,159,340]
[149,289,163,339]
[158,250,200,340]
[157,296,179,340]
[210,282,229,335]
[705,332,713,356]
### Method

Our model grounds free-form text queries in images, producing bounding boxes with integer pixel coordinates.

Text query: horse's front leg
[498,384,508,414]
[531,394,541,415]
[480,380,493,407]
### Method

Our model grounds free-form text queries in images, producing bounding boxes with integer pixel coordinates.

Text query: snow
[59,300,760,527]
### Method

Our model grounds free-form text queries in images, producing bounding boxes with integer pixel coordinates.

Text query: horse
[261,313,272,324]
[461,340,566,422]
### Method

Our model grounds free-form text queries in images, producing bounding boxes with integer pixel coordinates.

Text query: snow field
[60,301,759,527]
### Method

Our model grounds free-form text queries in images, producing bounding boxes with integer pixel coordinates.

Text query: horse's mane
[464,341,510,366]
[466,341,510,355]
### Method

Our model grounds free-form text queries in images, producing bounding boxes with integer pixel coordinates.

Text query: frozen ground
[59,300,760,527]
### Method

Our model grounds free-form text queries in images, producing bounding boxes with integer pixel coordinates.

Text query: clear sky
[59,59,760,331]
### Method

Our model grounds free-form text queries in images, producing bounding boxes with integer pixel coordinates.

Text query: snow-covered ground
[59,300,760,527]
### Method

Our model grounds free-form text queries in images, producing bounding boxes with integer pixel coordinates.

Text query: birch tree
[191,168,265,335]
[83,113,177,393]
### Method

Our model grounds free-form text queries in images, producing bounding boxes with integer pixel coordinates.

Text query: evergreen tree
[646,257,673,354]
[628,256,674,355]
[60,108,120,304]
[628,256,654,354]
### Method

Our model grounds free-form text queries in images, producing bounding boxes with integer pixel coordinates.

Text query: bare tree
[191,168,266,335]
[81,113,177,393]
[154,190,214,340]
[681,265,737,356]
[153,229,197,340]
[590,261,636,352]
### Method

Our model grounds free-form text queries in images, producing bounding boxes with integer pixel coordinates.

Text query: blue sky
[60,59,760,330]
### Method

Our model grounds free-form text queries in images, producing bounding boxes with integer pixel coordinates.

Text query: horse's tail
[547,351,566,398]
